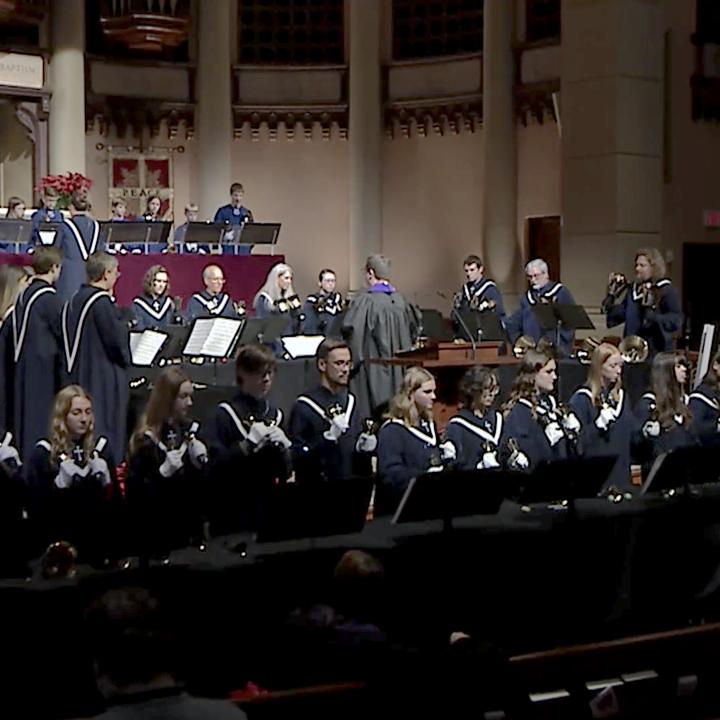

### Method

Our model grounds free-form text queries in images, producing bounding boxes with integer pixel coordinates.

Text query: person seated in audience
[634,351,697,474]
[4,196,26,219]
[127,367,209,562]
[689,349,720,446]
[568,343,637,490]
[500,348,577,471]
[289,338,376,484]
[110,199,129,222]
[444,366,503,471]
[210,344,292,533]
[504,258,577,356]
[186,264,243,321]
[132,265,178,330]
[214,182,254,255]
[253,262,302,333]
[142,194,164,222]
[25,385,119,565]
[376,367,455,513]
[30,187,63,247]
[172,202,205,251]
[85,586,248,720]
[302,268,344,335]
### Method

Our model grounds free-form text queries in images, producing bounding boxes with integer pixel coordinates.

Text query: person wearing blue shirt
[302,268,344,335]
[213,182,254,256]
[30,189,63,248]
[172,203,207,253]
[505,258,577,356]
[186,264,243,321]
[110,199,129,222]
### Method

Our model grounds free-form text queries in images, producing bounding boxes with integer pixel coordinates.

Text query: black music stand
[182,222,225,251]
[533,303,595,351]
[159,325,190,363]
[240,315,288,346]
[458,308,506,342]
[0,219,32,251]
[421,308,453,341]
[235,222,281,254]
[641,445,720,496]
[101,221,172,251]
[325,310,347,338]
[255,477,374,542]
[392,469,511,531]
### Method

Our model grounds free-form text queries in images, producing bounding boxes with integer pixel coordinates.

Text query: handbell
[619,335,649,363]
[607,272,628,297]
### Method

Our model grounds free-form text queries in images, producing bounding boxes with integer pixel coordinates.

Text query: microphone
[438,291,476,360]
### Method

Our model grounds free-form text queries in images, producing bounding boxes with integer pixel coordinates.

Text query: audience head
[333,550,385,622]
[111,199,128,219]
[229,182,244,206]
[31,246,63,283]
[458,365,499,412]
[317,338,352,391]
[0,264,32,318]
[42,187,59,210]
[202,264,225,295]
[184,203,199,222]
[235,344,276,398]
[50,385,95,462]
[463,254,484,284]
[6,196,26,219]
[525,259,550,290]
[588,343,623,398]
[388,366,436,426]
[364,255,391,285]
[87,252,120,291]
[145,195,162,218]
[143,265,170,297]
[318,268,337,294]
[635,247,666,283]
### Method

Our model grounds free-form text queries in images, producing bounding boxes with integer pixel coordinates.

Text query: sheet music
[39,230,56,246]
[130,330,167,366]
[183,318,242,357]
[695,324,715,388]
[281,334,325,359]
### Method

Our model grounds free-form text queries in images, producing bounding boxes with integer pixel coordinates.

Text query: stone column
[482,0,517,288]
[48,0,86,175]
[197,0,234,220]
[561,0,663,311]
[348,0,383,291]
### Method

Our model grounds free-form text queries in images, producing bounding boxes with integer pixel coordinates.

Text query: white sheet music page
[281,335,325,359]
[184,318,241,357]
[183,319,213,355]
[39,230,56,245]
[130,330,167,366]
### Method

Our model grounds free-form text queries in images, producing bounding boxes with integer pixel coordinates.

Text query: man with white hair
[505,258,577,355]
[186,264,242,321]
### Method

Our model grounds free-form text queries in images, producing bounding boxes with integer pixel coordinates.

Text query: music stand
[392,469,510,531]
[38,222,61,246]
[641,445,720,495]
[255,477,374,543]
[0,219,32,251]
[458,309,506,343]
[236,222,281,254]
[533,304,595,351]
[325,310,347,338]
[182,316,244,359]
[181,222,225,252]
[240,315,288,346]
[129,329,168,366]
[158,325,189,363]
[101,221,172,252]
[421,308,453,342]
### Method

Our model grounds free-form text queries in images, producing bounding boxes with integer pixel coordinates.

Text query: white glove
[595,406,616,431]
[88,456,112,487]
[544,421,565,446]
[427,464,444,474]
[509,449,530,470]
[355,432,378,453]
[323,414,350,442]
[478,451,500,469]
[247,421,273,447]
[439,441,456,461]
[188,437,209,468]
[159,448,186,478]
[54,459,80,489]
[562,413,581,434]
[0,444,21,468]
[642,420,661,438]
[266,425,292,449]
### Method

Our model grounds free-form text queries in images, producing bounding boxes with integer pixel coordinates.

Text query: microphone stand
[452,306,476,361]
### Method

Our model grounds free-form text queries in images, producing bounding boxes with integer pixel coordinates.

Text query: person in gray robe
[342,255,421,419]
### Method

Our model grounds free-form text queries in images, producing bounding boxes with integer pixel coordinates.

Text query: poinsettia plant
[36,172,93,209]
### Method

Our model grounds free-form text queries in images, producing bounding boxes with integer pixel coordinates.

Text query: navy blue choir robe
[302,291,344,335]
[505,282,576,355]
[377,418,439,513]
[0,312,14,435]
[55,215,105,303]
[456,278,506,319]
[61,285,130,465]
[11,278,63,460]
[568,386,637,490]
[132,293,175,330]
[633,391,698,470]
[605,279,682,356]
[688,383,720,446]
[444,407,504,471]
[30,207,63,248]
[213,204,254,255]
[289,385,370,483]
[500,395,569,471]
[186,290,240,321]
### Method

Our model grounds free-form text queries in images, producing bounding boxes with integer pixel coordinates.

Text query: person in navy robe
[61,252,130,465]
[253,262,302,334]
[289,338,375,484]
[602,247,683,357]
[568,343,638,490]
[213,182,254,255]
[127,368,209,560]
[453,254,506,338]
[11,247,64,460]
[302,268,344,335]
[376,367,456,514]
[634,352,697,474]
[132,265,178,330]
[186,264,243,321]
[688,350,720,445]
[500,349,577,471]
[210,344,292,533]
[444,366,503,471]
[505,258,577,356]
[55,192,105,303]
[25,385,118,564]
[30,188,63,248]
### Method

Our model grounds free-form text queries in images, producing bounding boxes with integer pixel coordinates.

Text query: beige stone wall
[0,104,34,204]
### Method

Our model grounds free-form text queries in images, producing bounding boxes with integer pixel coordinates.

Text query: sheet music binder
[281,335,325,359]
[100,221,172,251]
[182,317,244,358]
[129,329,168,366]
[182,222,225,249]
[533,304,595,333]
[641,445,720,495]
[458,308,506,342]
[236,222,281,254]
[239,315,288,346]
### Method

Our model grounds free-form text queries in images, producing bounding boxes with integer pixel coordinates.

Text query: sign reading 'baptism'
[0,53,43,90]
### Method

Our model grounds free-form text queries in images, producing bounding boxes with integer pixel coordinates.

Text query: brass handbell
[575,336,601,365]
[619,335,649,363]
[512,335,536,358]
[607,272,628,298]
[41,541,78,580]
